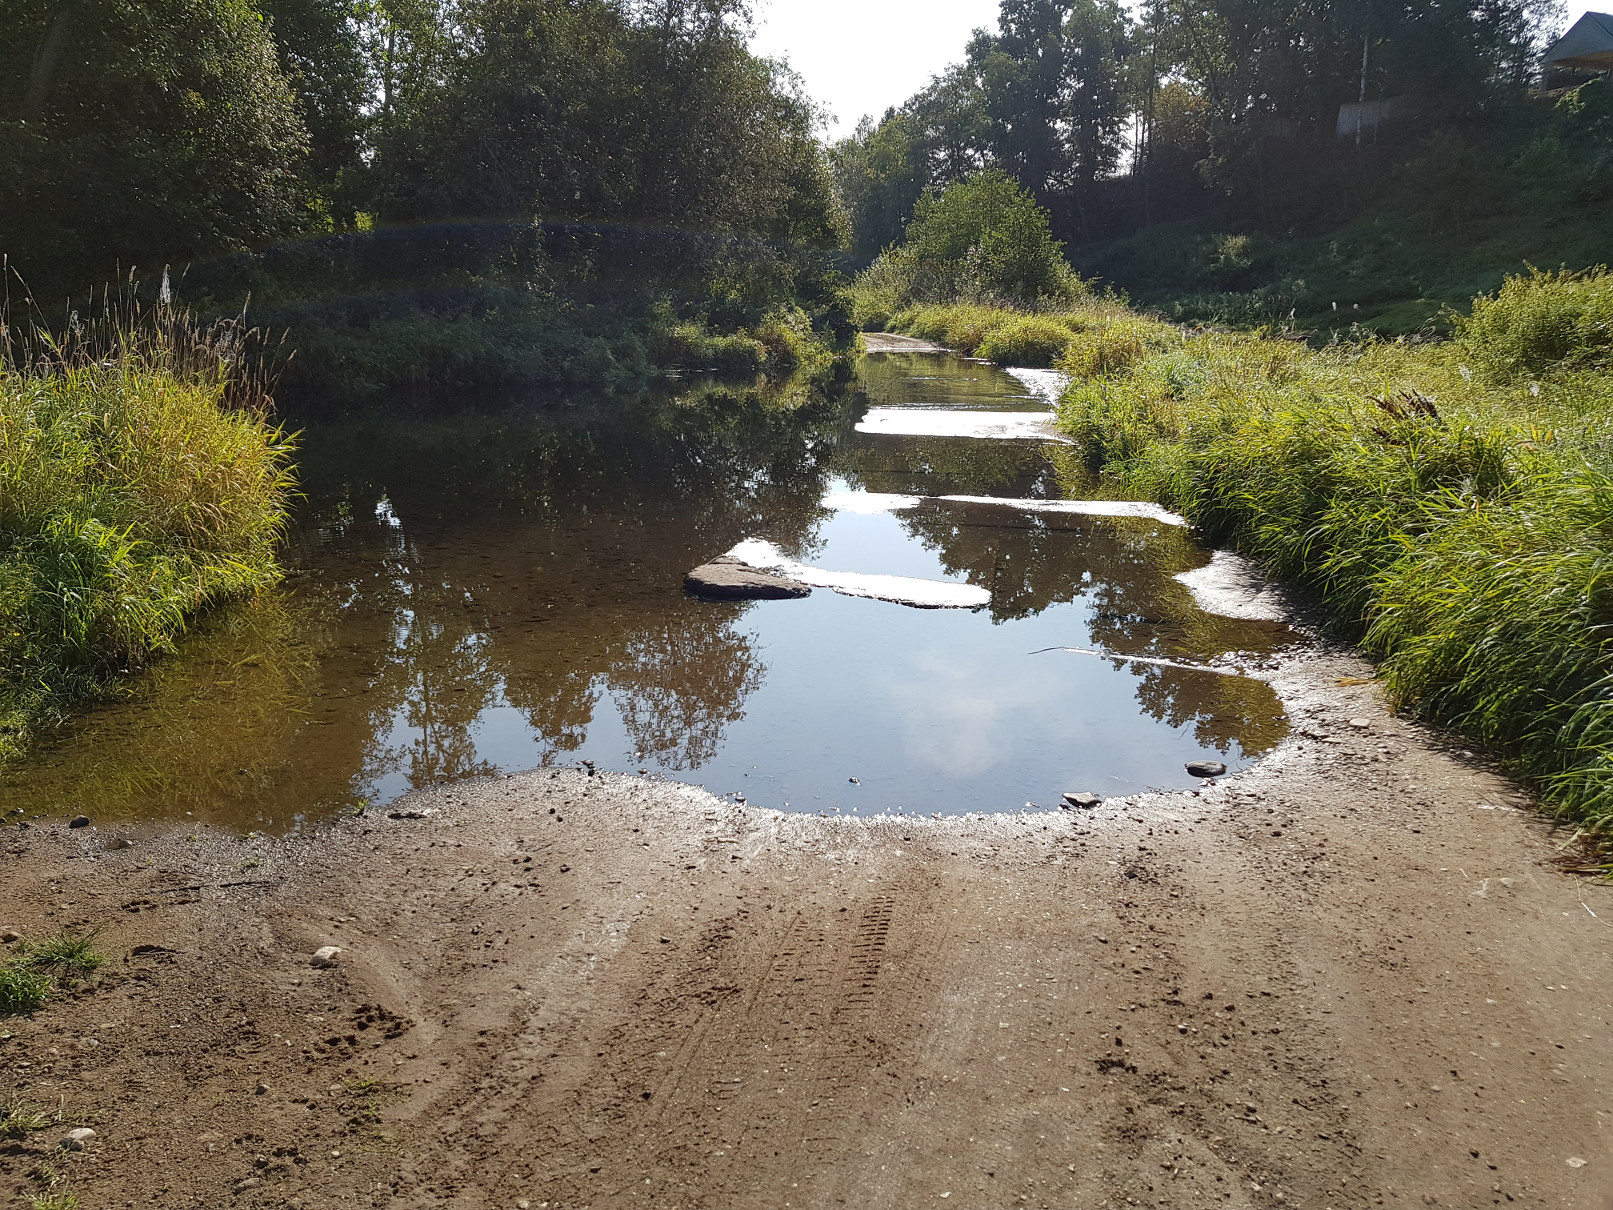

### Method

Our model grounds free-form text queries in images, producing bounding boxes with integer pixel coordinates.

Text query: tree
[260,0,370,227]
[0,0,309,294]
[860,170,1083,307]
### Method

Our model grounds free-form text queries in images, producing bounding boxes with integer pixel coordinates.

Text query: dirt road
[1,647,1610,1210]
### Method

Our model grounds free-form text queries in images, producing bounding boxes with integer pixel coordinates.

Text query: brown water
[1,353,1295,829]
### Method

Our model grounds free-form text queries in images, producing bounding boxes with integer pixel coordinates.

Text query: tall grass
[0,292,296,759]
[1052,267,1613,853]
[872,299,1137,367]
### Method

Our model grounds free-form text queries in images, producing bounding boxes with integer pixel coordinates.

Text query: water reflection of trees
[840,441,1296,757]
[0,379,858,825]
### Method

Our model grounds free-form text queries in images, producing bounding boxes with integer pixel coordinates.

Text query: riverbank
[0,313,294,763]
[2,644,1608,1209]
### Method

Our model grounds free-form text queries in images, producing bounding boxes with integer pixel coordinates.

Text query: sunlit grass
[0,294,296,759]
[1050,268,1613,844]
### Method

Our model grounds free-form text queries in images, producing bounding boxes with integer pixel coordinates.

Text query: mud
[1,647,1611,1210]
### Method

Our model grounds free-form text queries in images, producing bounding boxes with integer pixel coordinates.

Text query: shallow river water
[3,352,1296,827]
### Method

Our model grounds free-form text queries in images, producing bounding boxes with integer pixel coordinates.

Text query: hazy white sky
[748,0,1598,143]
[749,0,1001,140]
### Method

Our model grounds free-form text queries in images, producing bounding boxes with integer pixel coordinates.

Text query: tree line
[0,0,844,299]
[831,0,1564,261]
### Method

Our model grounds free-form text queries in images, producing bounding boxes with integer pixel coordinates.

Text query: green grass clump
[975,316,1079,367]
[1456,266,1613,378]
[0,301,295,758]
[30,1194,79,1210]
[0,1093,53,1139]
[1051,270,1613,851]
[0,968,50,1017]
[17,929,103,981]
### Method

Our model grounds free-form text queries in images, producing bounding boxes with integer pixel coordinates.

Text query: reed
[0,287,296,759]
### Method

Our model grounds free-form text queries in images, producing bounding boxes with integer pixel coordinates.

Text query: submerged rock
[684,556,811,601]
[1185,760,1227,778]
[1062,792,1102,809]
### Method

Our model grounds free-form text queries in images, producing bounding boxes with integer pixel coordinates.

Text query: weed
[0,967,50,1016]
[0,1094,51,1139]
[18,930,103,981]
[29,1194,78,1210]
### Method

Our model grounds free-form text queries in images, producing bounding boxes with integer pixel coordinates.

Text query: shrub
[1457,266,1613,377]
[852,171,1087,312]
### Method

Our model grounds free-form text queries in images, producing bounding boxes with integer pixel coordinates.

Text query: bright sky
[749,0,1597,143]
[749,0,1001,140]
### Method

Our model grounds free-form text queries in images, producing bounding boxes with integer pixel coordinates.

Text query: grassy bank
[1038,269,1613,854]
[0,307,295,759]
[867,300,1147,368]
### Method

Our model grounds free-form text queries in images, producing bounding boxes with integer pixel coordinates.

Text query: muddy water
[1,354,1295,827]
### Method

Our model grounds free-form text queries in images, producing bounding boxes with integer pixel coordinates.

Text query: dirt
[1,646,1611,1210]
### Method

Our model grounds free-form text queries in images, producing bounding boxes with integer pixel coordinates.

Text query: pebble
[234,1176,263,1192]
[310,946,342,969]
[1348,718,1372,729]
[106,837,135,850]
[68,815,90,829]
[1062,792,1102,809]
[848,777,859,784]
[255,1082,270,1095]
[61,1127,96,1150]
[1185,760,1226,778]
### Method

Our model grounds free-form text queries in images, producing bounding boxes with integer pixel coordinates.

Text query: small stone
[0,928,21,944]
[1062,792,1101,809]
[1185,760,1226,778]
[68,815,90,829]
[255,1082,270,1095]
[1348,718,1371,729]
[234,1176,263,1192]
[61,1127,95,1150]
[1567,1157,1588,1168]
[848,777,859,784]
[387,809,432,820]
[310,946,342,969]
[106,837,134,850]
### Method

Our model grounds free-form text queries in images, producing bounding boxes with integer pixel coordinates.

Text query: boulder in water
[685,556,811,601]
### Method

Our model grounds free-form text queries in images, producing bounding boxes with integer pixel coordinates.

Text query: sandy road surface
[0,648,1610,1210]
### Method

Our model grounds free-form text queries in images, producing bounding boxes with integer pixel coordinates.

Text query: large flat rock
[684,556,811,600]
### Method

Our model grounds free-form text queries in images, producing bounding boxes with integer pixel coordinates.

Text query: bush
[851,171,1087,313]
[1456,266,1613,378]
[0,303,294,758]
[975,316,1078,366]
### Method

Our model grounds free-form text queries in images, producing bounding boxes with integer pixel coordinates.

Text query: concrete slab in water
[684,556,811,600]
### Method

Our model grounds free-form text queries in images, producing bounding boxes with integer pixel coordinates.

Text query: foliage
[1053,270,1613,844]
[1456,266,1613,378]
[853,172,1086,314]
[0,300,295,757]
[0,0,310,295]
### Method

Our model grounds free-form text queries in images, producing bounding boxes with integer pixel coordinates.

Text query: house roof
[1545,12,1613,71]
